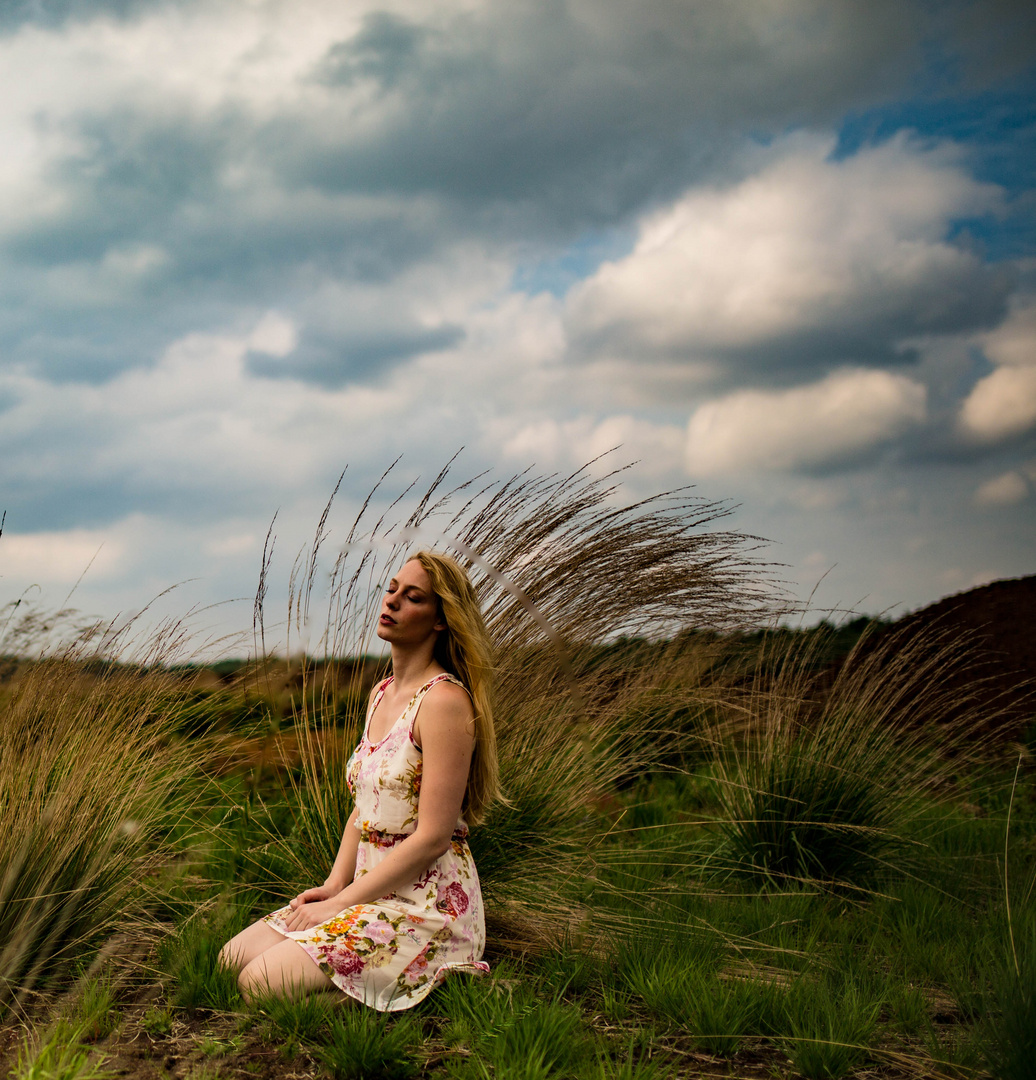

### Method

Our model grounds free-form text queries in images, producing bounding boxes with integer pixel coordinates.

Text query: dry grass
[710,617,1011,890]
[0,610,200,1014]
[245,457,778,939]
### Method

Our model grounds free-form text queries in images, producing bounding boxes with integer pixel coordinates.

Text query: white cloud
[566,134,1002,371]
[974,471,1030,507]
[685,368,927,474]
[960,299,1036,442]
[498,414,685,480]
[0,526,126,585]
[248,312,297,357]
[980,299,1036,368]
[960,366,1036,442]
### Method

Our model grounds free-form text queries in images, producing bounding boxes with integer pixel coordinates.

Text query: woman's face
[377,559,445,646]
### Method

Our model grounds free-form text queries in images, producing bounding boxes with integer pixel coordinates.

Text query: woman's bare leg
[237,938,336,1003]
[219,918,336,1003]
[218,918,285,974]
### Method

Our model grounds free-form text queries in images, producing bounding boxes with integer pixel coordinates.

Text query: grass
[2,460,1033,1079]
[711,620,998,890]
[0,641,195,1012]
[63,975,119,1042]
[780,974,883,1079]
[9,1026,114,1080]
[155,900,246,1016]
[311,1008,423,1079]
[247,988,337,1056]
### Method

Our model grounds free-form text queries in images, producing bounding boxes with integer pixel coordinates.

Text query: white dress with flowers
[263,672,489,1011]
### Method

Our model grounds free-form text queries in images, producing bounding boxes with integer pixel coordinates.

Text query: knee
[237,958,269,1006]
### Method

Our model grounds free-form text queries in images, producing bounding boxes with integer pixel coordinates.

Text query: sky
[1,0,1034,654]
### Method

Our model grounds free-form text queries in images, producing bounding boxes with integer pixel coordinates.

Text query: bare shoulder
[423,678,473,719]
[414,678,474,747]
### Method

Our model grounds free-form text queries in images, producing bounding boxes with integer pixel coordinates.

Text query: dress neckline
[363,672,457,749]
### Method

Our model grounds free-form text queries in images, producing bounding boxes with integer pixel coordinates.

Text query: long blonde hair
[411,550,500,824]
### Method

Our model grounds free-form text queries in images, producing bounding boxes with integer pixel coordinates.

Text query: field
[2,467,1034,1080]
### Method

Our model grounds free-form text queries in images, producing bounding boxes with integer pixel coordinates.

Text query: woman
[219,550,500,1011]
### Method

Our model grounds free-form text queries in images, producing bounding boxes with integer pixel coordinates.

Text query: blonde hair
[410,550,500,824]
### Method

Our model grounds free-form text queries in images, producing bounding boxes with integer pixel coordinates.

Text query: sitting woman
[219,550,500,1011]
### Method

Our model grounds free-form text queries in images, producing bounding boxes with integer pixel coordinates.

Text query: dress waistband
[359,824,469,848]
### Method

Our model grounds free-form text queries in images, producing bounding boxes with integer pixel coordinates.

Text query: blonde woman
[219,551,500,1011]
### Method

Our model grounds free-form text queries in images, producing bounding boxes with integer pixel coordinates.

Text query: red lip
[380,614,396,625]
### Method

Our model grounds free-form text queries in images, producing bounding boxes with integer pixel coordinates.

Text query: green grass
[780,974,883,1079]
[9,1026,114,1080]
[248,988,338,1057]
[3,740,1032,1079]
[155,901,246,1016]
[2,515,1033,1080]
[984,910,1036,1080]
[311,1008,423,1079]
[63,975,119,1042]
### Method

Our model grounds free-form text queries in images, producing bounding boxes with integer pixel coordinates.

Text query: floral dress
[263,672,489,1011]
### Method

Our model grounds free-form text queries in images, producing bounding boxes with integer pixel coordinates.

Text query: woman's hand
[282,897,348,932]
[289,885,335,911]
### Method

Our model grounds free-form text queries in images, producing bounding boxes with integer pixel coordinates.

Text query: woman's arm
[282,682,474,930]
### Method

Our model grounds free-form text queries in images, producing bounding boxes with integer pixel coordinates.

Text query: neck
[389,641,442,691]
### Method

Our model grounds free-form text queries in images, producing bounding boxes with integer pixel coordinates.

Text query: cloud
[981,298,1036,368]
[960,299,1036,441]
[974,470,1031,506]
[566,134,1009,382]
[960,366,1036,442]
[0,525,126,584]
[0,289,564,534]
[0,0,1018,396]
[497,414,686,482]
[685,368,927,475]
[286,1,930,215]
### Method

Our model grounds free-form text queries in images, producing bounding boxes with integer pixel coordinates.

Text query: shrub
[712,620,993,889]
[0,626,195,1012]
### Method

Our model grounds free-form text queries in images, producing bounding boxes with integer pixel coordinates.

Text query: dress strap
[367,677,393,717]
[407,672,465,741]
[361,677,394,745]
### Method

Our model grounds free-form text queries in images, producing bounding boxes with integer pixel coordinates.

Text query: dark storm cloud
[0,103,456,382]
[316,10,429,91]
[247,322,464,387]
[582,261,1014,388]
[283,2,930,225]
[6,112,223,265]
[0,0,1024,395]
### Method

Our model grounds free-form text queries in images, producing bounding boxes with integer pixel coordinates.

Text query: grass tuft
[712,620,996,889]
[9,1025,114,1080]
[781,974,882,1079]
[248,988,337,1057]
[156,903,244,1016]
[984,911,1036,1080]
[0,608,202,1012]
[311,1007,422,1079]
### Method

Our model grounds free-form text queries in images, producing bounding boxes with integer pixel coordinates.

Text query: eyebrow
[388,578,426,597]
